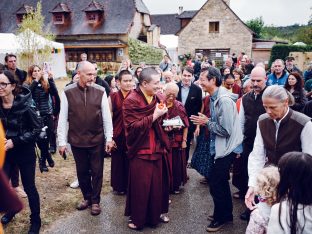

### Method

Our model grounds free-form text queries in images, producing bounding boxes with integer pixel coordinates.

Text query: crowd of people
[0,51,312,234]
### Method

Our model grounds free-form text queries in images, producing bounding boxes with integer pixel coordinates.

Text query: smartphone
[43,62,50,79]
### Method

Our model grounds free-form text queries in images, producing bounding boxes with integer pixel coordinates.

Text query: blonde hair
[255,166,280,206]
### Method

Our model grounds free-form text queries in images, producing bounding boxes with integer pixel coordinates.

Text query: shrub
[128,38,164,65]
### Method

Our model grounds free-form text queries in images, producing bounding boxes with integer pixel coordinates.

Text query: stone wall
[178,0,252,59]
[129,12,143,39]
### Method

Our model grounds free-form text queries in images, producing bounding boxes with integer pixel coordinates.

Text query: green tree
[17,1,55,70]
[246,17,264,38]
[295,26,312,44]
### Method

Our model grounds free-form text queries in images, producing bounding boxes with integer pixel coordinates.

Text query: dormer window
[16,4,33,24]
[50,3,71,25]
[83,1,104,24]
[54,13,64,24]
[87,12,98,23]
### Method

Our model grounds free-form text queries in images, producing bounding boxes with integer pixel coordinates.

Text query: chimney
[178,6,183,15]
[223,0,231,6]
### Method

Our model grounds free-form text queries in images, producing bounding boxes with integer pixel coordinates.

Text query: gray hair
[243,79,251,89]
[262,85,295,106]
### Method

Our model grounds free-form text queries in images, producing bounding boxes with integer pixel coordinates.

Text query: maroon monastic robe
[166,100,190,192]
[123,87,170,229]
[110,90,130,193]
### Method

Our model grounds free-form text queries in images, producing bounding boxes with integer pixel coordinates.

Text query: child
[246,166,280,234]
[267,152,312,234]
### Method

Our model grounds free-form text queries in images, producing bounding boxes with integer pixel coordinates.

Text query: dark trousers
[71,144,105,204]
[232,144,252,197]
[37,114,53,163]
[209,152,235,223]
[49,115,58,149]
[3,147,41,223]
[9,164,19,187]
[185,124,196,162]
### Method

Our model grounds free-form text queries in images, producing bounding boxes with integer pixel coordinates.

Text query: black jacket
[28,78,58,116]
[290,89,307,112]
[0,87,42,147]
[177,82,202,118]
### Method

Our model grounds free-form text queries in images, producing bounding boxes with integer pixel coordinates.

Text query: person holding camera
[0,70,42,234]
[24,65,59,172]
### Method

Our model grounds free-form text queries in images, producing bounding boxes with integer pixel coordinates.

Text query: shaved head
[164,82,179,96]
[250,66,267,94]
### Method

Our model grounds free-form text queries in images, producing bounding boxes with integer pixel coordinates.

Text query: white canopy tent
[0,31,67,78]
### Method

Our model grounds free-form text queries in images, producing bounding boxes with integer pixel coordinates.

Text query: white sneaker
[14,186,28,198]
[70,179,79,189]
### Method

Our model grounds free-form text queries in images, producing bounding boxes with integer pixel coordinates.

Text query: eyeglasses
[0,82,11,89]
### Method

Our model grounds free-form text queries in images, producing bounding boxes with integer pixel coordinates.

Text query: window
[54,13,64,24]
[209,22,220,33]
[87,13,98,23]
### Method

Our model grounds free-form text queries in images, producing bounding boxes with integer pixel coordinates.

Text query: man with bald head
[164,82,189,194]
[58,61,114,216]
[237,66,267,221]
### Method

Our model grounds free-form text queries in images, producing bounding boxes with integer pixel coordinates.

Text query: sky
[143,0,311,26]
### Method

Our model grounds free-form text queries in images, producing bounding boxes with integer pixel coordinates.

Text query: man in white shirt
[58,61,114,216]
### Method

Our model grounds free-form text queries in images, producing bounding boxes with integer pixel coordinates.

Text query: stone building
[0,0,160,65]
[177,0,253,65]
[152,0,254,65]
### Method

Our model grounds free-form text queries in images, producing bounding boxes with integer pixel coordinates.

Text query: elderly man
[236,67,267,220]
[245,85,312,211]
[190,67,243,232]
[58,61,114,216]
[267,59,288,86]
[163,71,174,83]
[164,82,189,194]
[285,56,302,75]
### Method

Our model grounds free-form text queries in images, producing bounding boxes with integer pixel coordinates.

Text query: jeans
[209,152,235,223]
[3,146,41,223]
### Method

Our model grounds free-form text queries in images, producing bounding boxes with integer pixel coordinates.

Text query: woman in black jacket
[0,71,42,234]
[24,65,59,172]
[284,72,307,112]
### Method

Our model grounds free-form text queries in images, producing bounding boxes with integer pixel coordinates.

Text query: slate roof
[177,10,197,19]
[134,0,149,14]
[0,0,144,35]
[49,3,71,13]
[150,14,180,35]
[82,1,104,12]
[16,4,33,14]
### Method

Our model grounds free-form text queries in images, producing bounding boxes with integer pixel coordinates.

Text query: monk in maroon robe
[123,67,170,230]
[109,70,133,194]
[164,83,189,194]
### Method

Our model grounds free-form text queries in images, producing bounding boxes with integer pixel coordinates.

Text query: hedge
[269,44,312,66]
[128,38,164,65]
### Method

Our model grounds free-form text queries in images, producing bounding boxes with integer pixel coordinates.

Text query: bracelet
[182,139,187,142]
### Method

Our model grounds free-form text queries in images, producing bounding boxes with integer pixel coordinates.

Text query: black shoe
[47,154,55,168]
[39,163,49,172]
[206,220,226,232]
[28,221,41,234]
[49,146,56,154]
[1,214,15,225]
[240,209,251,221]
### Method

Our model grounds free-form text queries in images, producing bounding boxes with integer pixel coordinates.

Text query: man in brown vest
[58,61,114,216]
[245,85,312,210]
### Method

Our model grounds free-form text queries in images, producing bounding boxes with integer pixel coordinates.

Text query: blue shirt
[181,85,190,105]
[267,71,288,86]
